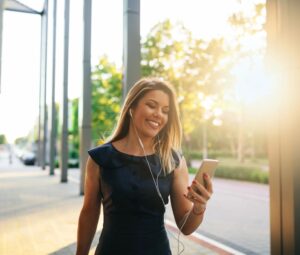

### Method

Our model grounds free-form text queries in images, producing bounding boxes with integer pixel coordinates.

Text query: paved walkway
[0,159,238,255]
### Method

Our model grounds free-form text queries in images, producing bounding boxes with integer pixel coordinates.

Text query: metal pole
[79,0,92,195]
[38,7,43,167]
[123,0,140,98]
[38,0,48,167]
[0,0,4,93]
[42,0,49,170]
[60,0,70,183]
[49,0,57,175]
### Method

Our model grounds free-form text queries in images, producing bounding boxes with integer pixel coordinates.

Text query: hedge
[189,164,269,184]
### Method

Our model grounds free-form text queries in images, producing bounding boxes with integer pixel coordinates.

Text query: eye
[163,108,169,115]
[146,103,156,109]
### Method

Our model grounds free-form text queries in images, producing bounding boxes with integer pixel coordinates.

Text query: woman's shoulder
[88,142,113,154]
[88,142,114,167]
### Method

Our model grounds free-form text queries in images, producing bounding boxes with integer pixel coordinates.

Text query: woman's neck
[118,132,154,156]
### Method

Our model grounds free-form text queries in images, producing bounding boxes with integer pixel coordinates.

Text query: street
[165,177,270,255]
[0,148,270,255]
[65,164,270,255]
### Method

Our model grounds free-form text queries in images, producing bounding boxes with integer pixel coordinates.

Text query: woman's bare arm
[76,156,102,255]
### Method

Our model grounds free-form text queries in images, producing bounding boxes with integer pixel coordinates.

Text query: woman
[76,77,213,255]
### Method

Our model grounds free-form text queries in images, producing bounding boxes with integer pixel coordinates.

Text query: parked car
[21,151,36,165]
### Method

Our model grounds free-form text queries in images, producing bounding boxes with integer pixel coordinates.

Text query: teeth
[148,120,159,127]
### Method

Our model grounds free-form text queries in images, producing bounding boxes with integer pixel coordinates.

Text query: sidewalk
[0,162,235,255]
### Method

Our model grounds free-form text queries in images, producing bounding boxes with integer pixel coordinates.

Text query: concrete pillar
[60,0,70,183]
[38,0,49,167]
[49,0,57,175]
[79,0,92,195]
[123,0,140,98]
[0,0,4,93]
[267,0,300,254]
[40,0,49,170]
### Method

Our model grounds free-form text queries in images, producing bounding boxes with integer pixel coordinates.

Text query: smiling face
[130,89,170,140]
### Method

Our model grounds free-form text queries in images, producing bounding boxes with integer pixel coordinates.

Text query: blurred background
[0,0,269,182]
[0,0,274,254]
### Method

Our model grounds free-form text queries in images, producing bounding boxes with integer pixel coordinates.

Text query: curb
[164,219,245,255]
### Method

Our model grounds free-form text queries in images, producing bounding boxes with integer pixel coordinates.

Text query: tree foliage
[91,56,122,144]
[70,4,267,161]
[141,20,232,146]
[69,98,79,158]
[0,134,7,144]
[226,1,267,161]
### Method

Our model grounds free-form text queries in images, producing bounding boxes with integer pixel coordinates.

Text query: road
[165,177,270,255]
[1,147,270,255]
[66,166,270,255]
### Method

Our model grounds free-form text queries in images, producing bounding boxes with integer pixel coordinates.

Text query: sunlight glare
[232,58,271,108]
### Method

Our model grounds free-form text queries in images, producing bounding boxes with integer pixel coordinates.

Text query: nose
[154,108,163,118]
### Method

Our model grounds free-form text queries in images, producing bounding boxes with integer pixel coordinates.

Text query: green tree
[141,19,232,158]
[14,136,28,147]
[227,1,266,162]
[69,98,79,159]
[0,134,7,144]
[67,57,122,159]
[91,56,122,144]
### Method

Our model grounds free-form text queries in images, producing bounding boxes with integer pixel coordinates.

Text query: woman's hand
[171,158,213,234]
[184,173,213,215]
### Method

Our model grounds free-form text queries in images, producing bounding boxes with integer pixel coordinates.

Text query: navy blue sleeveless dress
[88,142,179,255]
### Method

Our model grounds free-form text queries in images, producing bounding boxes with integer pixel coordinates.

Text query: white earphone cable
[131,112,188,255]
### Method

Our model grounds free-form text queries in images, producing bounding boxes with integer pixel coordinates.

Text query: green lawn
[189,157,269,184]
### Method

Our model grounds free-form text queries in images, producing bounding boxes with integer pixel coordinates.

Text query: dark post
[123,0,141,98]
[79,0,92,195]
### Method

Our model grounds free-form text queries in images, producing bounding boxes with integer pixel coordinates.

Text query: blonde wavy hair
[109,77,182,174]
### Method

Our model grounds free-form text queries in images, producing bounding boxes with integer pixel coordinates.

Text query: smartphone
[194,159,219,186]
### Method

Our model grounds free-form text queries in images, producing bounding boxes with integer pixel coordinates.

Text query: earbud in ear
[129,109,133,117]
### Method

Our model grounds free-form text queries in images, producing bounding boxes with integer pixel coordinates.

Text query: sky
[0,0,249,143]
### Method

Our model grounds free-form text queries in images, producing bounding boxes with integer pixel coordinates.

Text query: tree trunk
[237,107,245,163]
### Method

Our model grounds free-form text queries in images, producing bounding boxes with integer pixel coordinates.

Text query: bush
[55,158,79,168]
[189,164,269,184]
[184,149,267,160]
[215,165,268,183]
[183,150,234,160]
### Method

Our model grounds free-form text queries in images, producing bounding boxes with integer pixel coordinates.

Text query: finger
[191,180,212,200]
[203,173,214,194]
[185,189,205,203]
[187,187,207,204]
[191,179,203,192]
[193,175,213,195]
[183,193,197,203]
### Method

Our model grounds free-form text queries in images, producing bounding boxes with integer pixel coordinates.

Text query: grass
[189,157,269,184]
